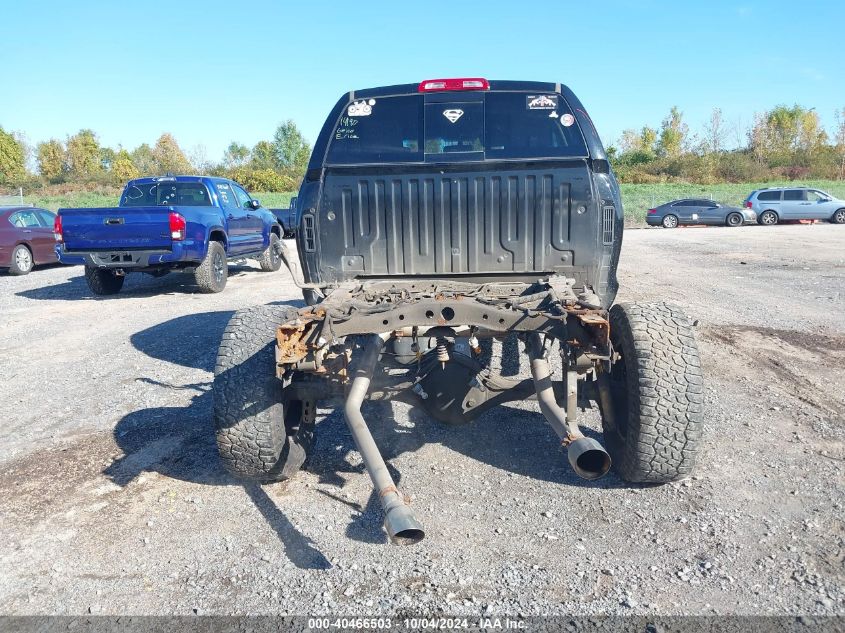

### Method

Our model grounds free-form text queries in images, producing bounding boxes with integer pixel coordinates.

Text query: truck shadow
[104,382,330,570]
[15,264,259,301]
[117,309,630,551]
[110,305,328,569]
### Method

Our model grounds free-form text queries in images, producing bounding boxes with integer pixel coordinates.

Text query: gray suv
[746,187,845,225]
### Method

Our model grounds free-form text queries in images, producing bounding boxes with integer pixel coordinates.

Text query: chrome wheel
[760,211,777,225]
[662,214,678,229]
[14,246,32,272]
[213,251,225,285]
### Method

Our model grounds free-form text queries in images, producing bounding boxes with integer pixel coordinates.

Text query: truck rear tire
[84,266,125,295]
[600,302,704,483]
[258,233,283,272]
[195,241,227,293]
[213,305,315,482]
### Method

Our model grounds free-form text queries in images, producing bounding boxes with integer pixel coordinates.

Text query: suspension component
[436,336,450,369]
[468,332,481,355]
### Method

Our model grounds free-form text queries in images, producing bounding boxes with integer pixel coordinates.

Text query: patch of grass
[250,192,295,208]
[25,191,121,211]
[22,181,845,225]
[25,190,296,212]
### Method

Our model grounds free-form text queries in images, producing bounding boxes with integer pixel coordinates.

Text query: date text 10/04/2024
[307,618,526,630]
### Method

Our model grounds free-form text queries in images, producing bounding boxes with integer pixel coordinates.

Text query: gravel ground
[0,224,843,617]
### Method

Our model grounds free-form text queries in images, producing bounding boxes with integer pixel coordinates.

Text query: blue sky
[1,0,842,161]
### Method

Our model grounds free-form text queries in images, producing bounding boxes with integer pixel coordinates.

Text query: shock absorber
[436,336,449,369]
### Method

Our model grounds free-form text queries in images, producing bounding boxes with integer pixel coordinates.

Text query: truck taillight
[647,209,657,215]
[418,77,490,92]
[53,215,63,242]
[169,212,186,241]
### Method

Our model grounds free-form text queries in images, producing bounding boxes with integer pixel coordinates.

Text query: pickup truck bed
[56,176,283,295]
[61,206,174,251]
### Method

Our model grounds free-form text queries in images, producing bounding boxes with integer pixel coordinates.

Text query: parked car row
[4,181,841,279]
[1,177,296,294]
[647,187,845,228]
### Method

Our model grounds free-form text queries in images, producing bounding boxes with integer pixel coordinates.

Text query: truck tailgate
[60,207,173,251]
[312,161,601,277]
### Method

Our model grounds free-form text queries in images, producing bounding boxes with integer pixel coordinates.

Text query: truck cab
[289,78,623,308]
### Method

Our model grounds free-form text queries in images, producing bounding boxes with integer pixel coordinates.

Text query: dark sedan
[646,198,755,228]
[0,206,59,274]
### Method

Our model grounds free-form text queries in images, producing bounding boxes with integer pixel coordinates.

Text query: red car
[0,206,59,275]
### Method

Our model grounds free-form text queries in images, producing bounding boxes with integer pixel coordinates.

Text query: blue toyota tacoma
[55,176,283,294]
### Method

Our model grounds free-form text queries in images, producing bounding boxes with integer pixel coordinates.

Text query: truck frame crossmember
[271,277,615,542]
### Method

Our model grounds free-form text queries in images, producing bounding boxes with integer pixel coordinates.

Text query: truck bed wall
[299,161,620,303]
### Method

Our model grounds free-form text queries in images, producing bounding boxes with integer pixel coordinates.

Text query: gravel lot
[0,224,843,617]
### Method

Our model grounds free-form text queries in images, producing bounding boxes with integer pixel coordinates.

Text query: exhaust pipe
[527,334,611,480]
[566,436,611,480]
[344,334,424,545]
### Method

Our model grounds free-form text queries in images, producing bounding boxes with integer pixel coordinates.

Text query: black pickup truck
[211,78,704,544]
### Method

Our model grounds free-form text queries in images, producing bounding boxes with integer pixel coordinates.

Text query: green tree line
[610,104,845,184]
[3,104,845,191]
[0,120,311,192]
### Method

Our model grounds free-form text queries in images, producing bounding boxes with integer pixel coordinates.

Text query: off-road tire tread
[213,304,314,482]
[84,266,125,295]
[604,302,704,483]
[195,240,227,293]
[258,233,282,272]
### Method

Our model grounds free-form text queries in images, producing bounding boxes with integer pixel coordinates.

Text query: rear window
[756,191,781,201]
[425,101,484,156]
[36,210,56,226]
[326,97,423,163]
[121,182,212,207]
[326,91,588,164]
[8,210,42,228]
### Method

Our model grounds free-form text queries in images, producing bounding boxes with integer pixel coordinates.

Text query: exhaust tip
[384,505,425,545]
[567,437,612,480]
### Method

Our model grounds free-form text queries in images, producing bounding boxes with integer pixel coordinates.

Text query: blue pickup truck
[56,176,283,294]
